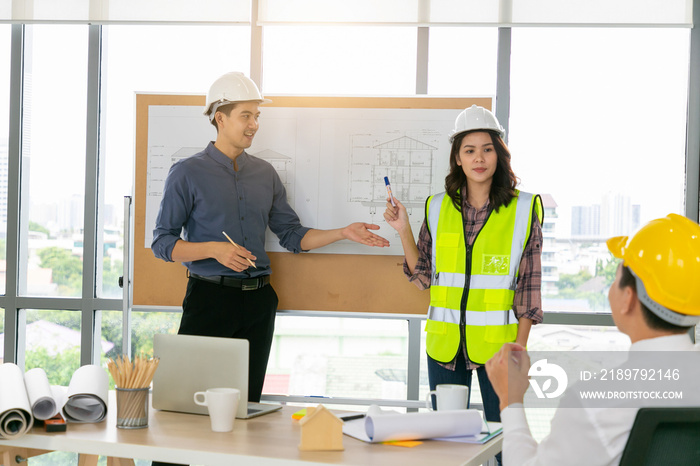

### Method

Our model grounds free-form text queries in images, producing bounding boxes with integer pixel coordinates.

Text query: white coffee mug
[194,387,240,432]
[425,384,469,411]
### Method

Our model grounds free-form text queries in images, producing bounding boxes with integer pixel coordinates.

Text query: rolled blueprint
[24,367,58,420]
[0,363,34,439]
[346,409,484,443]
[62,364,109,423]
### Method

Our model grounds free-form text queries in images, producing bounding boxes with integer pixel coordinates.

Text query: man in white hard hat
[152,71,389,404]
[485,214,700,465]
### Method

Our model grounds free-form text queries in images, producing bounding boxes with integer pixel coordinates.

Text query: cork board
[133,94,491,312]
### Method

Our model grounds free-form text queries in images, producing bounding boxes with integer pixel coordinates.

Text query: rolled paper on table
[0,363,34,439]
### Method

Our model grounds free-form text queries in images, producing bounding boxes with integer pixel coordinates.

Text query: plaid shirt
[404,193,543,370]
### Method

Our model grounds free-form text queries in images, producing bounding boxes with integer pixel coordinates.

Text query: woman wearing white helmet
[384,105,543,450]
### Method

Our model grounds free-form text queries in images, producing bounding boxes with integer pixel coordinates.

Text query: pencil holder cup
[116,387,149,429]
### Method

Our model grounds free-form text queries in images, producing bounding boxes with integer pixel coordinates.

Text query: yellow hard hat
[607,213,700,326]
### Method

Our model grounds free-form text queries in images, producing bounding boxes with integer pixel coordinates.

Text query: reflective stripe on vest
[432,271,515,290]
[424,190,537,364]
[428,307,519,326]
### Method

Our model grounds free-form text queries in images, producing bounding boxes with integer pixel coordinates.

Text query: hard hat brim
[203,98,273,117]
[448,128,505,143]
[606,236,627,260]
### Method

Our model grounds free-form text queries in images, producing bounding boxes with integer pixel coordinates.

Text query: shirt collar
[630,333,696,351]
[461,186,491,212]
[205,141,248,170]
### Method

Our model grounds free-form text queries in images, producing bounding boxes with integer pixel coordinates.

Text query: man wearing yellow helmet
[485,213,700,465]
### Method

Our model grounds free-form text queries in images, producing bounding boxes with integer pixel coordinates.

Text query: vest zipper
[461,243,472,325]
[460,207,492,363]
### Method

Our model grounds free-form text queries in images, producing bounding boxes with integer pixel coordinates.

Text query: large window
[0,25,12,297]
[23,309,82,384]
[427,27,498,97]
[100,309,180,361]
[509,27,690,441]
[0,25,9,362]
[267,315,418,400]
[263,26,417,95]
[509,27,690,315]
[99,25,250,299]
[21,25,88,298]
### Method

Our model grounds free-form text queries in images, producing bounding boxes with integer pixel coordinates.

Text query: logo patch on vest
[482,255,510,274]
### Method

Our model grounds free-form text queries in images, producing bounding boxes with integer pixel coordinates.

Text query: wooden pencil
[222,231,256,268]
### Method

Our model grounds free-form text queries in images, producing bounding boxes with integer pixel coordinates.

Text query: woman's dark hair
[619,265,692,333]
[444,130,518,212]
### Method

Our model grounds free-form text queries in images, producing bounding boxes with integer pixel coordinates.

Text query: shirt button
[239,197,243,200]
[241,217,244,221]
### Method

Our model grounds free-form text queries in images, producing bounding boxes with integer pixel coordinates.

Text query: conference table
[0,394,502,466]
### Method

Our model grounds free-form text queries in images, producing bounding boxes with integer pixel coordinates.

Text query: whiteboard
[133,94,491,310]
[145,105,459,255]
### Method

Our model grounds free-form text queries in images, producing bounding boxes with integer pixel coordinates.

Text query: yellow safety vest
[425,190,542,365]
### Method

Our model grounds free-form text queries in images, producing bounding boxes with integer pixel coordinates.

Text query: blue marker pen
[384,176,396,207]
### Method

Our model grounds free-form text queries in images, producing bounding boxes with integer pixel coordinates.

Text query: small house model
[298,404,344,451]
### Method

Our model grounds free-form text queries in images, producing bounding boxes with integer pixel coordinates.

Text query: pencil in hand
[222,231,256,268]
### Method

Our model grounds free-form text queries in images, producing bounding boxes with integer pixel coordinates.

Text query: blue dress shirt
[151,142,310,278]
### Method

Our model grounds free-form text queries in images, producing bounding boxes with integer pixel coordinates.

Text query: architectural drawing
[144,104,463,255]
[347,132,442,237]
[171,147,201,163]
[350,135,436,210]
[252,149,294,205]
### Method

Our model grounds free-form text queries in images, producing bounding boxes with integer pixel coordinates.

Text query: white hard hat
[449,105,505,142]
[203,72,271,121]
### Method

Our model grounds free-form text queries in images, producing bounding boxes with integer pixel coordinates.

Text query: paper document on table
[51,385,68,412]
[0,363,34,439]
[435,421,503,444]
[62,364,109,423]
[342,409,486,443]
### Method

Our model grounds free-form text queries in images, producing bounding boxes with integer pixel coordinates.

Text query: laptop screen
[152,334,250,419]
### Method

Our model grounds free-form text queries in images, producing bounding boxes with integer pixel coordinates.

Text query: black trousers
[179,277,278,402]
[151,277,278,466]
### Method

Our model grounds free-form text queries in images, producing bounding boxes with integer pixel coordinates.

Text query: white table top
[1,393,502,466]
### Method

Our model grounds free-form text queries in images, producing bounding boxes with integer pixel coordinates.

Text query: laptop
[152,333,282,419]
